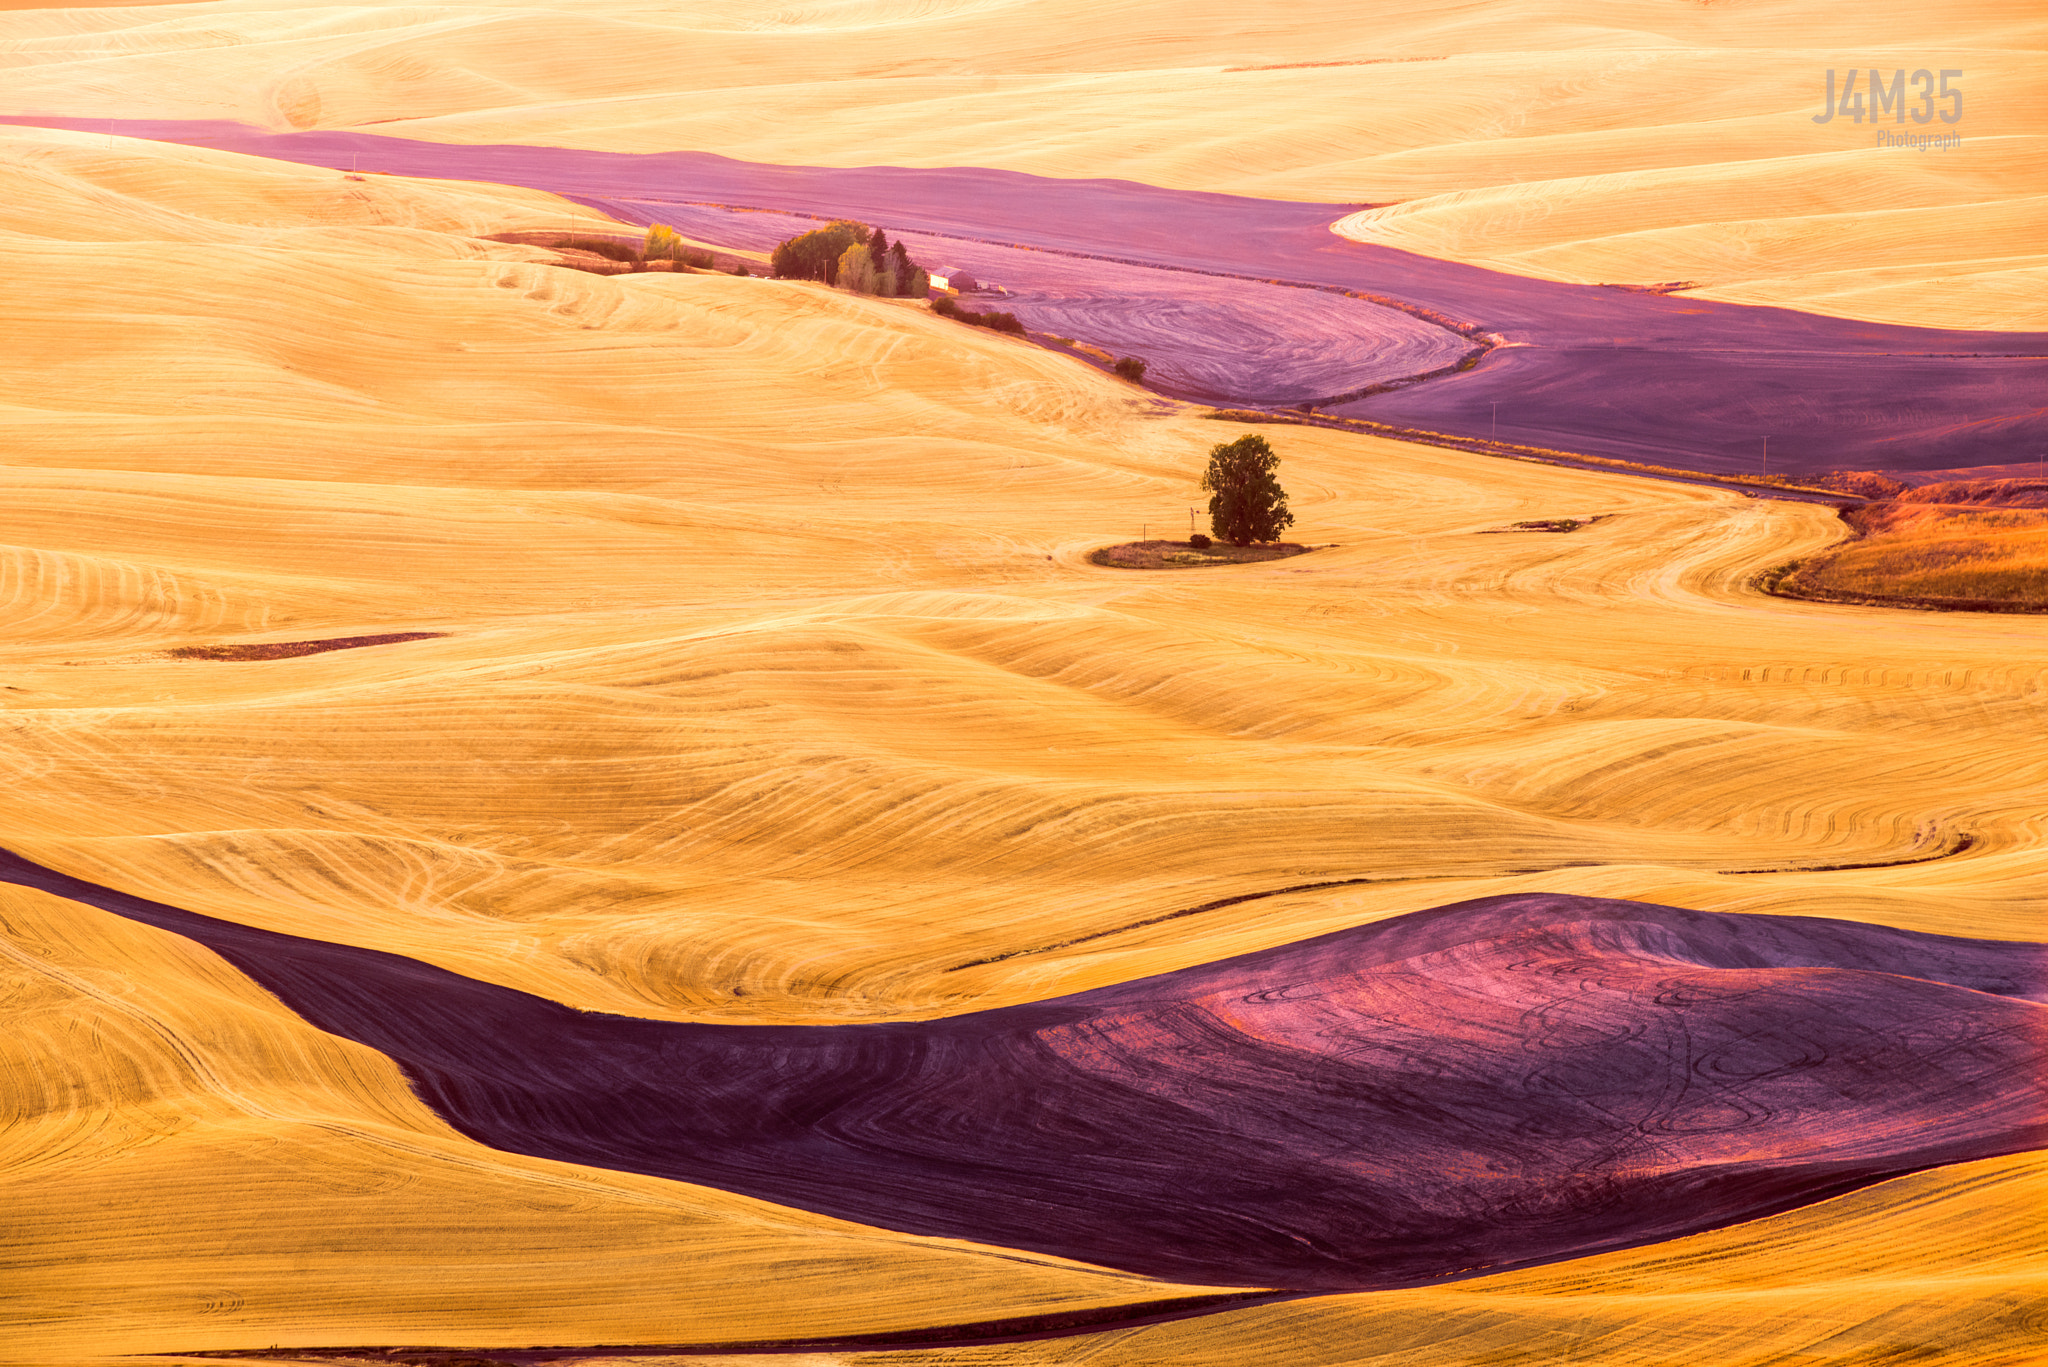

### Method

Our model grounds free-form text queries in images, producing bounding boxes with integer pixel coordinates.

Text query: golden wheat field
[2,0,2045,329]
[0,3,2044,1365]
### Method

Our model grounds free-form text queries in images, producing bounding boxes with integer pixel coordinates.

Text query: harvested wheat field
[11,121,2040,475]
[3,0,2045,330]
[0,3,2043,1365]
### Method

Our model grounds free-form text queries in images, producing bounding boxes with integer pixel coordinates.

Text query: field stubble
[2,0,2042,328]
[0,128,2042,1365]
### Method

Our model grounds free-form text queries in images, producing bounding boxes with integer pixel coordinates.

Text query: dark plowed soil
[1088,539,1311,569]
[4,847,2040,1295]
[9,118,2037,476]
[1482,517,1596,533]
[167,632,447,661]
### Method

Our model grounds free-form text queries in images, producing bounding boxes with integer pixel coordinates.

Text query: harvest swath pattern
[27,120,2043,476]
[0,95,2042,1367]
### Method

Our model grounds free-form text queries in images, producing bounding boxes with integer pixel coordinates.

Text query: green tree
[836,242,878,295]
[770,219,871,284]
[772,221,933,296]
[1200,434,1294,546]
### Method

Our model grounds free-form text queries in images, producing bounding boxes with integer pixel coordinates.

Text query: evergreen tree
[1200,435,1294,546]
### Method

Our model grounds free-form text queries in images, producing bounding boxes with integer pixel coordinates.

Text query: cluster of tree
[772,221,929,298]
[933,294,1025,335]
[1201,435,1294,546]
[1113,356,1147,382]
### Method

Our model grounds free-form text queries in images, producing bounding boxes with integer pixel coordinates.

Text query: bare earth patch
[1088,539,1313,570]
[166,632,449,661]
[1482,517,1601,534]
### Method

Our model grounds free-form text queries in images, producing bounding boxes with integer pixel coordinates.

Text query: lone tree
[1201,434,1294,546]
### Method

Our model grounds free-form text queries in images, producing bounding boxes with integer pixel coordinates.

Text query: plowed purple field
[7,848,2040,1294]
[12,118,2042,475]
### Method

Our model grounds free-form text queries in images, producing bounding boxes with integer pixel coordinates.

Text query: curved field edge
[11,120,2042,477]
[1757,486,2048,613]
[4,847,2040,1297]
[3,120,2047,1367]
[841,1149,2048,1367]
[89,1152,2048,1364]
[1,2,2044,330]
[0,875,1244,1365]
[1758,567,2048,615]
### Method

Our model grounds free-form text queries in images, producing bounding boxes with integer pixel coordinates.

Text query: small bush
[1189,533,1212,549]
[1114,355,1148,382]
[729,260,750,276]
[1810,470,1910,499]
[934,299,1023,333]
[559,237,638,263]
